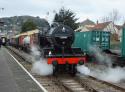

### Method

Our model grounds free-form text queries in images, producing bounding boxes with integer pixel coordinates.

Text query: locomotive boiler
[39,23,86,75]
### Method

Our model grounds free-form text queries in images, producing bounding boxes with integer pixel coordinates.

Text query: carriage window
[96,37,99,41]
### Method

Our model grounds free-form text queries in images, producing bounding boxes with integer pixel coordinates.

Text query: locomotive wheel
[53,65,58,76]
[112,63,117,68]
[71,64,77,75]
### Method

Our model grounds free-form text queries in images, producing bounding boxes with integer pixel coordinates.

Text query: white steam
[31,45,41,61]
[30,46,53,76]
[77,65,90,75]
[31,58,53,75]
[89,46,112,67]
[91,67,125,83]
[87,46,125,83]
[30,44,125,82]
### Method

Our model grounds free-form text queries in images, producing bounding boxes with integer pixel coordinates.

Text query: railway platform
[0,47,45,92]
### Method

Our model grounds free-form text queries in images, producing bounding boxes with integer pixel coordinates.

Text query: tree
[21,20,37,33]
[101,9,121,42]
[53,8,79,30]
[101,9,121,24]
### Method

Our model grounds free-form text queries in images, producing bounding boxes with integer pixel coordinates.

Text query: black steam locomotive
[39,23,86,75]
[10,23,86,75]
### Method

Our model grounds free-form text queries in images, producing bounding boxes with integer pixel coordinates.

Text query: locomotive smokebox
[47,24,74,48]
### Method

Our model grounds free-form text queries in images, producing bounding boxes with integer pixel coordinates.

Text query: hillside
[0,16,50,33]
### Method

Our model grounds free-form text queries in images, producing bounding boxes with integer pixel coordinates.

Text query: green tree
[21,20,37,33]
[53,8,79,30]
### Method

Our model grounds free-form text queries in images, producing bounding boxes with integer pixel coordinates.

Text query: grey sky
[0,0,124,24]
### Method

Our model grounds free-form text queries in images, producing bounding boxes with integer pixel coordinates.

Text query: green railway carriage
[73,30,110,53]
[73,28,125,65]
[122,27,125,57]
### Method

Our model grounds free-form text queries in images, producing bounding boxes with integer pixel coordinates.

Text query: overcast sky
[0,0,124,24]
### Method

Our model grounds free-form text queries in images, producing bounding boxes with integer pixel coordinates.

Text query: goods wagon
[11,29,39,50]
[27,29,39,45]
[122,27,125,57]
[73,30,110,53]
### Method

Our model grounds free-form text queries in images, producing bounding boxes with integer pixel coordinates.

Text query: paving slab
[0,47,45,92]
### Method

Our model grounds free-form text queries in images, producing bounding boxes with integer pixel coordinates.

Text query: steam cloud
[89,46,112,67]
[31,58,53,75]
[77,45,125,83]
[77,65,90,75]
[88,46,125,83]
[30,45,125,83]
[91,67,125,83]
[30,45,53,76]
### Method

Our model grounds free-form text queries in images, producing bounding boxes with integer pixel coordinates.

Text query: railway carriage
[1,36,7,46]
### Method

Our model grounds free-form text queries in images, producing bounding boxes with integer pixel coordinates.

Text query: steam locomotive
[39,23,86,74]
[10,23,86,75]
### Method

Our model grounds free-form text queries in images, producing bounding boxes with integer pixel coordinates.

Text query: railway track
[6,46,95,92]
[6,47,68,92]
[55,74,95,92]
[6,46,125,92]
[76,75,124,92]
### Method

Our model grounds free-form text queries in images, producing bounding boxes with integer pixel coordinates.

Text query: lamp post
[0,8,4,17]
[0,8,4,37]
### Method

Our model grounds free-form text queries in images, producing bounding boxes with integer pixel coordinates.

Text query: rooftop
[80,19,95,26]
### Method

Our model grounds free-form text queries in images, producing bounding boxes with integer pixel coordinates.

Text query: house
[114,25,123,41]
[75,19,95,32]
[76,19,124,41]
[116,23,125,42]
[80,19,95,27]
[77,21,117,33]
